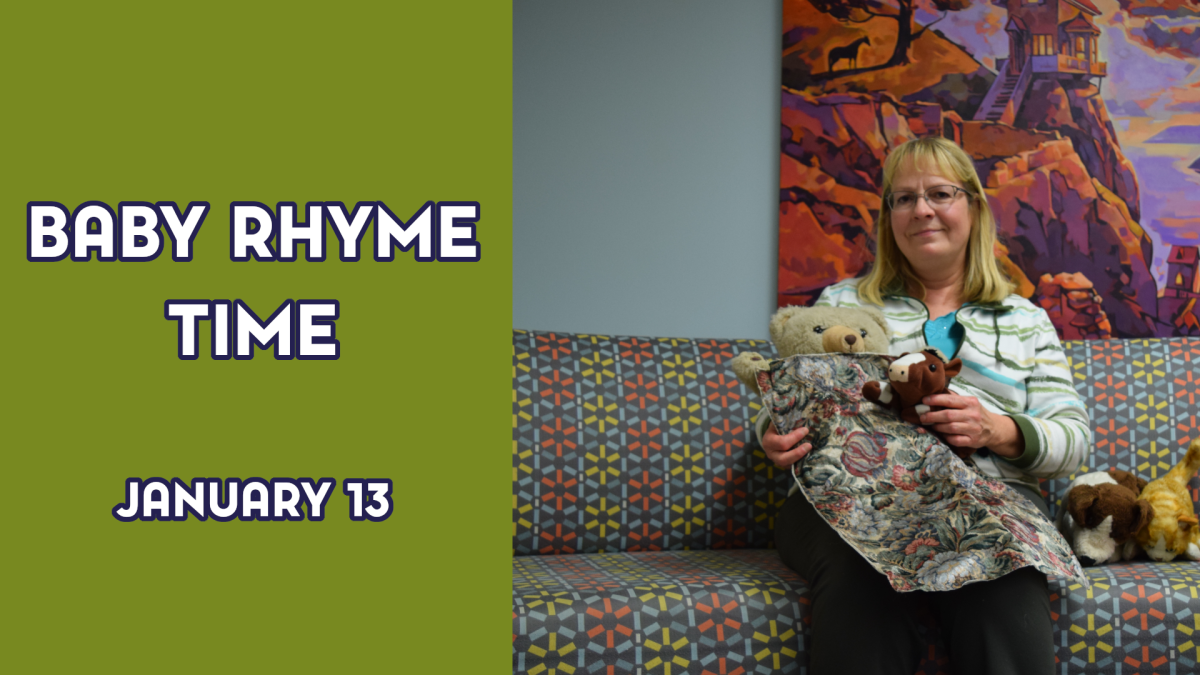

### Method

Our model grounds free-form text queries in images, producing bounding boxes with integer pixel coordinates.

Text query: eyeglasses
[885,185,972,211]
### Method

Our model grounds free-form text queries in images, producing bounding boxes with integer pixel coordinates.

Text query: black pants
[775,483,1055,675]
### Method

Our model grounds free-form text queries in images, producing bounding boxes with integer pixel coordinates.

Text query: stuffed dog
[1058,469,1153,566]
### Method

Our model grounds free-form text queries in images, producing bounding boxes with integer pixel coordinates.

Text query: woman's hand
[763,422,812,469]
[919,393,1023,458]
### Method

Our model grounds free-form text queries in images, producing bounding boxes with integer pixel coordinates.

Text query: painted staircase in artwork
[973,58,1033,124]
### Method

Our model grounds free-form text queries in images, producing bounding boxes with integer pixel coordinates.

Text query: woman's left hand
[919,393,1023,458]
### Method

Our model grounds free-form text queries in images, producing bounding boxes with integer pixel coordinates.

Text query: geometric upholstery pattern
[513,550,812,675]
[1060,561,1200,674]
[1047,339,1200,510]
[513,330,1200,674]
[513,553,1200,675]
[513,330,780,555]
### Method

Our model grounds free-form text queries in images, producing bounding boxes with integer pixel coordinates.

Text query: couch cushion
[513,549,818,675]
[1060,561,1200,672]
[512,549,963,674]
[513,551,1200,674]
[513,330,781,554]
[1048,339,1200,513]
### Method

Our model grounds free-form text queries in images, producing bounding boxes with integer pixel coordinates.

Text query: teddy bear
[1137,437,1200,562]
[731,304,891,392]
[1057,469,1153,566]
[860,348,972,459]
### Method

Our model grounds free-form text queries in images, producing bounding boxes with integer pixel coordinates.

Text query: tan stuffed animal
[1137,438,1200,562]
[731,305,890,392]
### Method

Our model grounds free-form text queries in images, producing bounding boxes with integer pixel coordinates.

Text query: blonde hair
[858,136,1015,306]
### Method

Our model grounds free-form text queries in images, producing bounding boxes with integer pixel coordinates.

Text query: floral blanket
[758,353,1088,592]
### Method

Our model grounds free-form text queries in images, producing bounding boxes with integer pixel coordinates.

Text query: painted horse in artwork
[827,36,870,72]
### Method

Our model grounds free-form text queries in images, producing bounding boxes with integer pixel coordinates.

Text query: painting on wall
[779,0,1200,339]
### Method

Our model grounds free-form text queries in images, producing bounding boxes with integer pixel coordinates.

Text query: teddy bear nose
[845,335,857,345]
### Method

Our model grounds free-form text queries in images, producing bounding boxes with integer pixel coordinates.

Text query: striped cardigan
[759,278,1091,490]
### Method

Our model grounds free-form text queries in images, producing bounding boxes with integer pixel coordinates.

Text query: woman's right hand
[763,422,811,469]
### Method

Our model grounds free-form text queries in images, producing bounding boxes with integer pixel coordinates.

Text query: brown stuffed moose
[861,348,973,459]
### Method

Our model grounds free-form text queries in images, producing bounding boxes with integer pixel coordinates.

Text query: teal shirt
[924,312,963,358]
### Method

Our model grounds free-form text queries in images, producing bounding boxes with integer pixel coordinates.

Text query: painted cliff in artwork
[780,0,1200,338]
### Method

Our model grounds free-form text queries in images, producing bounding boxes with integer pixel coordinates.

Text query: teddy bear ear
[769,306,805,343]
[731,352,766,391]
[860,306,889,332]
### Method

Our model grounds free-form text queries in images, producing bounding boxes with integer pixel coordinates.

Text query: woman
[762,136,1090,675]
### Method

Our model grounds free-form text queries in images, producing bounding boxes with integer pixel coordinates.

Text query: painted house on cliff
[975,0,1106,124]
[1160,245,1200,335]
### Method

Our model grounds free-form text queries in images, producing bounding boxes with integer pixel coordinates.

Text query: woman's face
[888,160,973,278]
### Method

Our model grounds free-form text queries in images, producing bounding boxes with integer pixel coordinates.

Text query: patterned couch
[513,329,1200,674]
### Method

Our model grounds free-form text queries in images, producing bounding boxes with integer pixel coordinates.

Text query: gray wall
[513,0,782,340]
